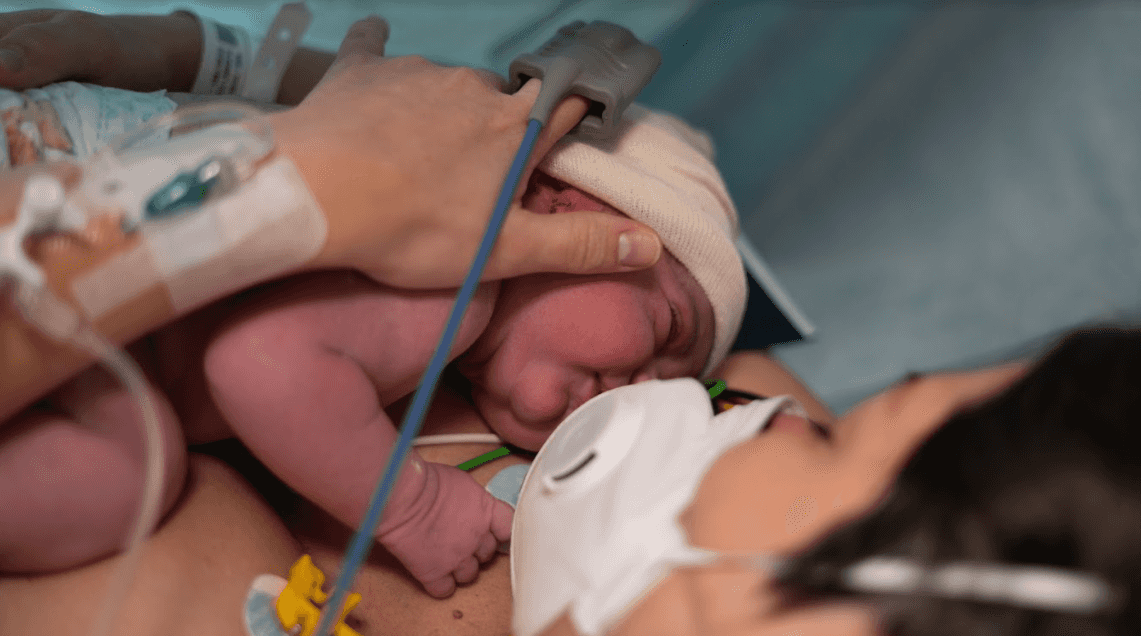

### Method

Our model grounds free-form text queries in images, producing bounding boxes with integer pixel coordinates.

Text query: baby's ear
[548,193,575,214]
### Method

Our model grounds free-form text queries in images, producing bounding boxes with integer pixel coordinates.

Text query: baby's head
[458,105,747,449]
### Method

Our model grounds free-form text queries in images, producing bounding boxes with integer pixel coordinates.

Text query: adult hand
[275,16,663,290]
[0,10,201,93]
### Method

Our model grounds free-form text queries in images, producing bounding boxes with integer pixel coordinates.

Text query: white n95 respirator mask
[510,378,801,636]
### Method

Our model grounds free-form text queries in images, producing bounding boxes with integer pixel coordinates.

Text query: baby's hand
[377,459,513,598]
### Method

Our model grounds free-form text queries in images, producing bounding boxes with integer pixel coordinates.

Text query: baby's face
[457,172,716,450]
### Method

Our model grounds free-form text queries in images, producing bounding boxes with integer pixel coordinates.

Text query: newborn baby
[0,83,747,598]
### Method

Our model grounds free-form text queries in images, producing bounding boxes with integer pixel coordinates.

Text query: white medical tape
[158,154,327,313]
[69,155,328,318]
[242,3,313,103]
[70,245,160,322]
[180,11,254,97]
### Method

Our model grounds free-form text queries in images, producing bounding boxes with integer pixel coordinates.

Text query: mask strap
[721,552,1121,615]
[841,557,1120,615]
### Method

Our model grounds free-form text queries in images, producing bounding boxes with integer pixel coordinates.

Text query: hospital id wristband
[177,10,254,97]
[178,4,313,104]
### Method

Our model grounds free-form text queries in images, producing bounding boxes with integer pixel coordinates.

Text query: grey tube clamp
[508,20,661,141]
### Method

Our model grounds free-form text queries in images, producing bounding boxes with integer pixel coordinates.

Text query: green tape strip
[705,379,726,399]
[458,446,512,471]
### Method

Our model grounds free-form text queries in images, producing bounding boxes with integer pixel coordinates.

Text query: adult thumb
[488,206,662,280]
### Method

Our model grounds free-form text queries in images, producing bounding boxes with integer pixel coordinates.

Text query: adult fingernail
[618,230,661,267]
[0,48,22,72]
[360,15,389,41]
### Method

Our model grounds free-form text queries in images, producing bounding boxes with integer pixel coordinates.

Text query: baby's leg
[0,362,187,573]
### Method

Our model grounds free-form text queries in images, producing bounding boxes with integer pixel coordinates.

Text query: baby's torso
[145,270,500,444]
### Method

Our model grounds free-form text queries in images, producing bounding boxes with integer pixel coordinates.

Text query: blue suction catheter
[312,21,661,635]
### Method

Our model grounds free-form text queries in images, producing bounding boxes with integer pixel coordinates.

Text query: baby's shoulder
[215,271,500,401]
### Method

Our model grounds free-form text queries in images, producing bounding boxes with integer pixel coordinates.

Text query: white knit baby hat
[537,104,747,377]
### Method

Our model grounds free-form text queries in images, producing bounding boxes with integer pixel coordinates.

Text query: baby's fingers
[475,532,499,563]
[491,499,513,543]
[453,555,480,585]
[423,575,457,599]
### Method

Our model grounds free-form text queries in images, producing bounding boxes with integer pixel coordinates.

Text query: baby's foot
[377,460,513,598]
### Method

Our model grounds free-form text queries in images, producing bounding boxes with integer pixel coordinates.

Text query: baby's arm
[203,312,511,598]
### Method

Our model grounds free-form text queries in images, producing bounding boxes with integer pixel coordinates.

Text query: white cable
[12,286,166,636]
[412,433,504,447]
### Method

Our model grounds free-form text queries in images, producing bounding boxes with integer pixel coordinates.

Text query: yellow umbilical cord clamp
[275,555,362,636]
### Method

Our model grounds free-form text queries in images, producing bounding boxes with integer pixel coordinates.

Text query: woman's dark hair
[776,325,1141,636]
